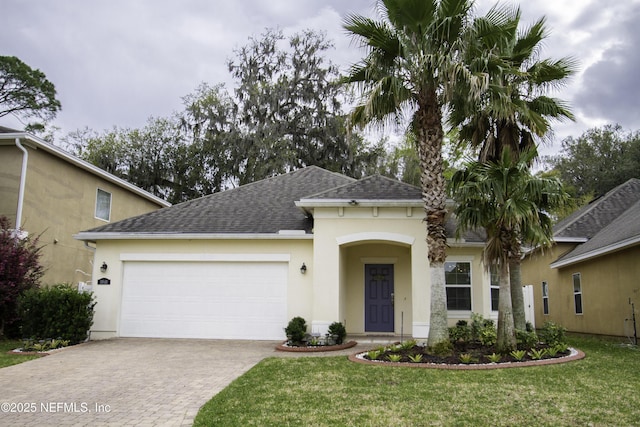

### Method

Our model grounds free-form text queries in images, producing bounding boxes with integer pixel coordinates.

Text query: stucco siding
[521,243,640,337]
[521,244,576,327]
[89,239,313,339]
[1,143,166,286]
[0,145,22,224]
[311,206,428,336]
[554,246,640,337]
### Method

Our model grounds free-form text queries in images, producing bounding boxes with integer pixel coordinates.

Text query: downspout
[14,137,28,230]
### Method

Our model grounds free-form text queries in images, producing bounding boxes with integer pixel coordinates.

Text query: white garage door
[120,261,288,340]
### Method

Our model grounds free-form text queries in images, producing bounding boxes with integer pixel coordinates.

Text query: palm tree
[449,147,567,352]
[449,6,575,330]
[342,0,511,347]
[451,7,576,162]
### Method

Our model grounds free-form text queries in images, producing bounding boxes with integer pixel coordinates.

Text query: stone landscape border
[348,347,585,370]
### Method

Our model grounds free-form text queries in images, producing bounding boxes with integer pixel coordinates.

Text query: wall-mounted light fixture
[300,263,307,274]
[100,262,108,273]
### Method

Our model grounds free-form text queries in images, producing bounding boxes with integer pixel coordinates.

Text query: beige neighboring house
[521,178,640,339]
[75,166,498,341]
[0,127,170,287]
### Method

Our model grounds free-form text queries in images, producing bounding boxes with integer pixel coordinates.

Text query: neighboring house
[75,166,496,341]
[521,178,640,338]
[0,127,170,287]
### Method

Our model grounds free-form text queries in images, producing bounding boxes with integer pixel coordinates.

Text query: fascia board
[446,238,485,248]
[553,236,589,243]
[74,232,314,242]
[296,199,423,208]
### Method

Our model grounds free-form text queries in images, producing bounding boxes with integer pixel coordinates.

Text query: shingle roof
[305,174,422,200]
[0,126,20,133]
[83,166,355,234]
[553,178,640,239]
[80,166,486,243]
[551,178,640,267]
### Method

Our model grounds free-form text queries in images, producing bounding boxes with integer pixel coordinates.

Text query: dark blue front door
[365,264,394,332]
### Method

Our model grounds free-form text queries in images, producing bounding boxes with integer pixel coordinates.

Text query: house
[521,178,640,338]
[74,166,496,341]
[0,127,170,287]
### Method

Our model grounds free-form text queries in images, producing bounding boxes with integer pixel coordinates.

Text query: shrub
[478,325,497,346]
[528,348,547,360]
[458,353,476,364]
[449,323,471,343]
[19,284,96,344]
[516,329,539,350]
[408,353,423,363]
[0,216,44,338]
[366,349,382,360]
[539,321,567,347]
[284,316,307,345]
[387,354,402,362]
[327,321,346,344]
[400,339,417,350]
[485,352,502,363]
[509,349,527,361]
[428,341,453,357]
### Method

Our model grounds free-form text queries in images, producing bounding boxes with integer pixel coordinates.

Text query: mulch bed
[276,340,358,352]
[349,343,585,370]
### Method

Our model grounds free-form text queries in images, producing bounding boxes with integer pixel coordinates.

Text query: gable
[549,178,640,268]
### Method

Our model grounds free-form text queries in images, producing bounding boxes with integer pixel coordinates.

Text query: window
[95,189,112,221]
[490,266,499,311]
[445,261,471,311]
[542,281,549,315]
[573,273,583,314]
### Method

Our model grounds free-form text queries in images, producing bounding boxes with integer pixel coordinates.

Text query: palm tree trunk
[496,261,516,353]
[415,91,450,347]
[509,259,527,330]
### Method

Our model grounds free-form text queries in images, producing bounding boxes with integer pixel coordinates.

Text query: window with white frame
[490,265,499,312]
[95,189,112,222]
[573,273,583,314]
[542,281,549,315]
[445,261,472,311]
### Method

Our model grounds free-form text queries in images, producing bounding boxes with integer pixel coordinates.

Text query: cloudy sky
[2,0,639,157]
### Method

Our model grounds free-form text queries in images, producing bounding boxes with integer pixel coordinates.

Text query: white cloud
[1,0,638,151]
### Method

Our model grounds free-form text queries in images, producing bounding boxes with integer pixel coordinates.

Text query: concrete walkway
[0,338,380,426]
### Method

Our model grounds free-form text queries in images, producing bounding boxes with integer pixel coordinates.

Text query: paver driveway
[0,338,282,426]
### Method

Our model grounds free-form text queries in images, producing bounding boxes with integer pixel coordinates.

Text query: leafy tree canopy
[0,56,61,129]
[68,29,384,203]
[546,124,640,198]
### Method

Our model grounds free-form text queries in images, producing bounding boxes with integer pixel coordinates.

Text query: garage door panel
[120,261,287,340]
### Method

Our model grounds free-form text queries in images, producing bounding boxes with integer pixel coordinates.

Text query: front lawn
[0,340,41,368]
[194,336,639,426]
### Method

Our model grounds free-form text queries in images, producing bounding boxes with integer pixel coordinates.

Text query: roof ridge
[302,173,420,200]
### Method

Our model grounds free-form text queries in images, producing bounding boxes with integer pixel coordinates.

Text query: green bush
[478,325,497,346]
[539,321,567,346]
[19,284,96,344]
[449,323,471,343]
[327,321,346,344]
[284,316,307,345]
[516,329,539,350]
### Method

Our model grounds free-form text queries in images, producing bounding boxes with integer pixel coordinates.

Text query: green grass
[0,340,41,368]
[194,336,640,426]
